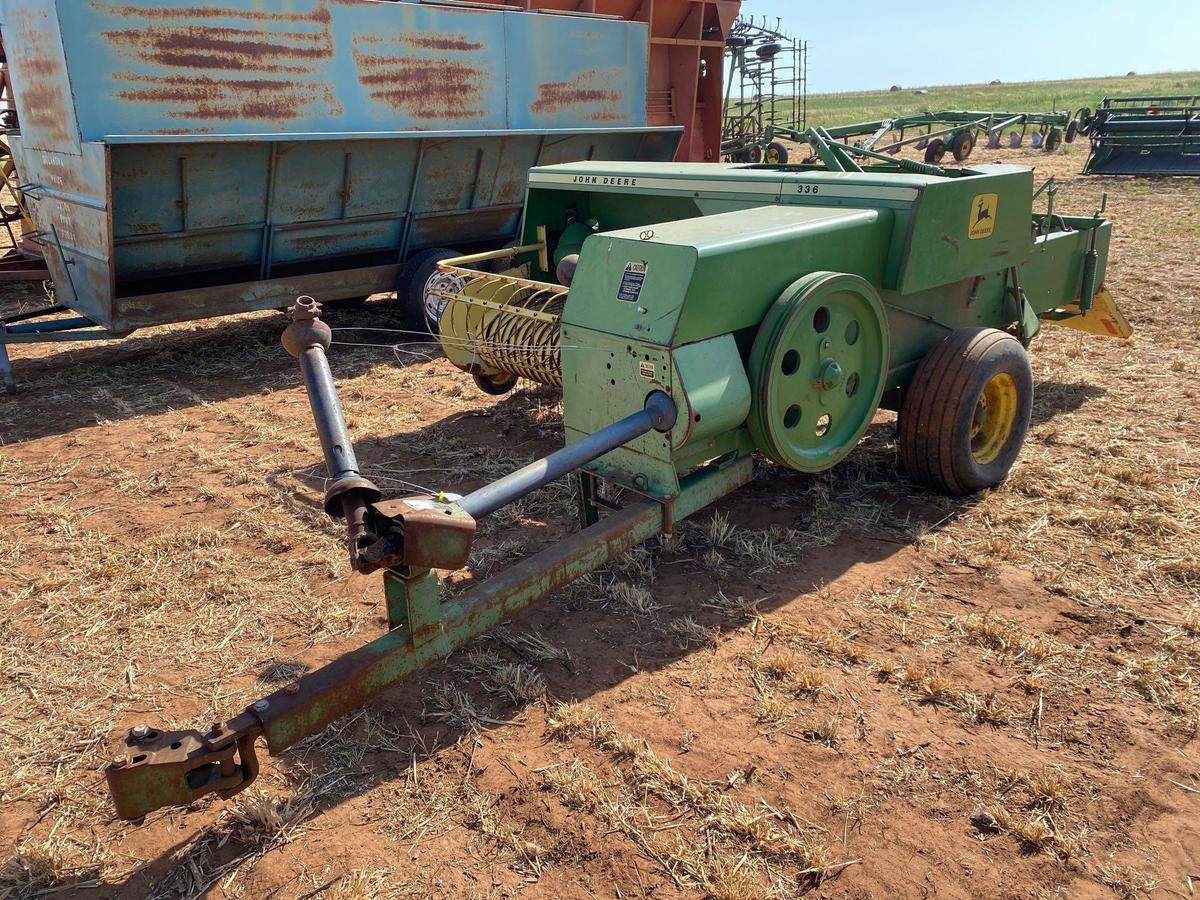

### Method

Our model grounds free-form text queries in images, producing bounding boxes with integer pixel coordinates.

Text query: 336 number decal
[796,184,820,194]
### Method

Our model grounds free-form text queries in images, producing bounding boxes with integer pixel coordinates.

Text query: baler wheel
[950,131,976,162]
[747,272,888,473]
[765,142,789,164]
[898,328,1033,496]
[472,372,518,395]
[923,139,947,163]
[398,247,465,335]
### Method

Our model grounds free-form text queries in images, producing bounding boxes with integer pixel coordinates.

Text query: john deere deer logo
[968,193,998,240]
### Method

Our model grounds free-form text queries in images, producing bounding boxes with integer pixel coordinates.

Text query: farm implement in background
[721,16,808,163]
[1080,95,1200,176]
[776,109,1080,165]
[0,0,740,388]
[105,148,1131,821]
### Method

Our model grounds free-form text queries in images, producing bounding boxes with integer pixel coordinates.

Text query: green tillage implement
[764,109,1079,164]
[103,153,1131,822]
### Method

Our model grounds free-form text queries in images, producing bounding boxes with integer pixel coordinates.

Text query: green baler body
[513,161,1111,497]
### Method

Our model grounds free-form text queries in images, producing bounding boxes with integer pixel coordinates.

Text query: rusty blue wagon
[0,0,735,385]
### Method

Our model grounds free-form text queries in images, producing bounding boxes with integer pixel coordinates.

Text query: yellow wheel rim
[970,372,1019,465]
[766,147,781,163]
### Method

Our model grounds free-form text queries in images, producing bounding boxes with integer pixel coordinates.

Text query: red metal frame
[515,1,741,162]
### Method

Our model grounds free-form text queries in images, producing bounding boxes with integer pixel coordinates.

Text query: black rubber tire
[898,328,1033,496]
[472,372,518,396]
[950,131,976,162]
[924,139,947,163]
[765,141,789,164]
[1043,128,1062,153]
[397,247,461,334]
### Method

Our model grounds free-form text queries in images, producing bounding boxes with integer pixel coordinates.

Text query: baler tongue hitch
[104,300,689,820]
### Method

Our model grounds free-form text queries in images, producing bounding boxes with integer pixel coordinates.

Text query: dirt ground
[1,142,1197,900]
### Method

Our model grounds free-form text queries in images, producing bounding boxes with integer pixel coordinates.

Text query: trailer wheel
[472,372,518,396]
[898,328,1033,496]
[923,139,947,163]
[765,141,789,164]
[398,247,464,334]
[1043,128,1062,152]
[950,131,976,162]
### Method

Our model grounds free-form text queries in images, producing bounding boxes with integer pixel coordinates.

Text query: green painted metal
[259,454,753,755]
[746,272,888,472]
[508,156,1114,452]
[103,148,1124,824]
[1082,96,1200,176]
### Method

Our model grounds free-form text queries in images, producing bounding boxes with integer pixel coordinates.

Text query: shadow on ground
[50,375,1108,897]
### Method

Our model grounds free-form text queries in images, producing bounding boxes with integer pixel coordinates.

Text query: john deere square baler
[105,142,1130,821]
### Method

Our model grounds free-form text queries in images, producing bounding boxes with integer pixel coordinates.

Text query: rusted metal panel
[111,262,400,331]
[1,1,81,154]
[0,0,688,335]
[42,0,647,137]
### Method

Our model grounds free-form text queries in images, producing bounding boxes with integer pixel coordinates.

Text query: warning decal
[617,261,647,302]
[968,193,998,240]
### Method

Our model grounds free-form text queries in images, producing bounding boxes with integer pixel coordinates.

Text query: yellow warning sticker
[968,193,998,240]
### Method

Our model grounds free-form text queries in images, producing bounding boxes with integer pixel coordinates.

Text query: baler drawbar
[105,148,1131,821]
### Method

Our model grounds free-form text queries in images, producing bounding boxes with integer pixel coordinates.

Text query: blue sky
[739,0,1200,93]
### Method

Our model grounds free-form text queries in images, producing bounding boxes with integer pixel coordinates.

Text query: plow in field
[104,136,1131,821]
[771,109,1081,165]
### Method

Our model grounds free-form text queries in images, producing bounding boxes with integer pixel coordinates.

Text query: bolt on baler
[104,143,1131,821]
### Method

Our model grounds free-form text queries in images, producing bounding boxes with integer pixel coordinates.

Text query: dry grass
[0,136,1196,898]
[544,702,852,895]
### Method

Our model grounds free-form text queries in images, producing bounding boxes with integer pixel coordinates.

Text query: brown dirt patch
[1,142,1197,898]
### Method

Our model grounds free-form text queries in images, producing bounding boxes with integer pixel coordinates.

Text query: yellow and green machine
[105,140,1131,821]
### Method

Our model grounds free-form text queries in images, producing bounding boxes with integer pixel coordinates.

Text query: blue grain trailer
[0,0,712,384]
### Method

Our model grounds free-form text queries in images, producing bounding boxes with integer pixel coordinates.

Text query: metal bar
[458,392,678,519]
[0,338,11,390]
[101,127,687,146]
[398,139,427,263]
[178,156,189,233]
[4,315,97,335]
[0,331,114,344]
[48,225,80,304]
[0,304,69,324]
[257,454,753,753]
[299,346,365,490]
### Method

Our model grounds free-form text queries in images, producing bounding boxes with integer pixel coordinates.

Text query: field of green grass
[801,70,1200,128]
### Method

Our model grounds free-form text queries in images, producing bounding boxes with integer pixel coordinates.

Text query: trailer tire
[472,372,518,396]
[898,328,1033,496]
[765,141,789,164]
[950,131,975,162]
[398,247,463,335]
[923,139,947,163]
